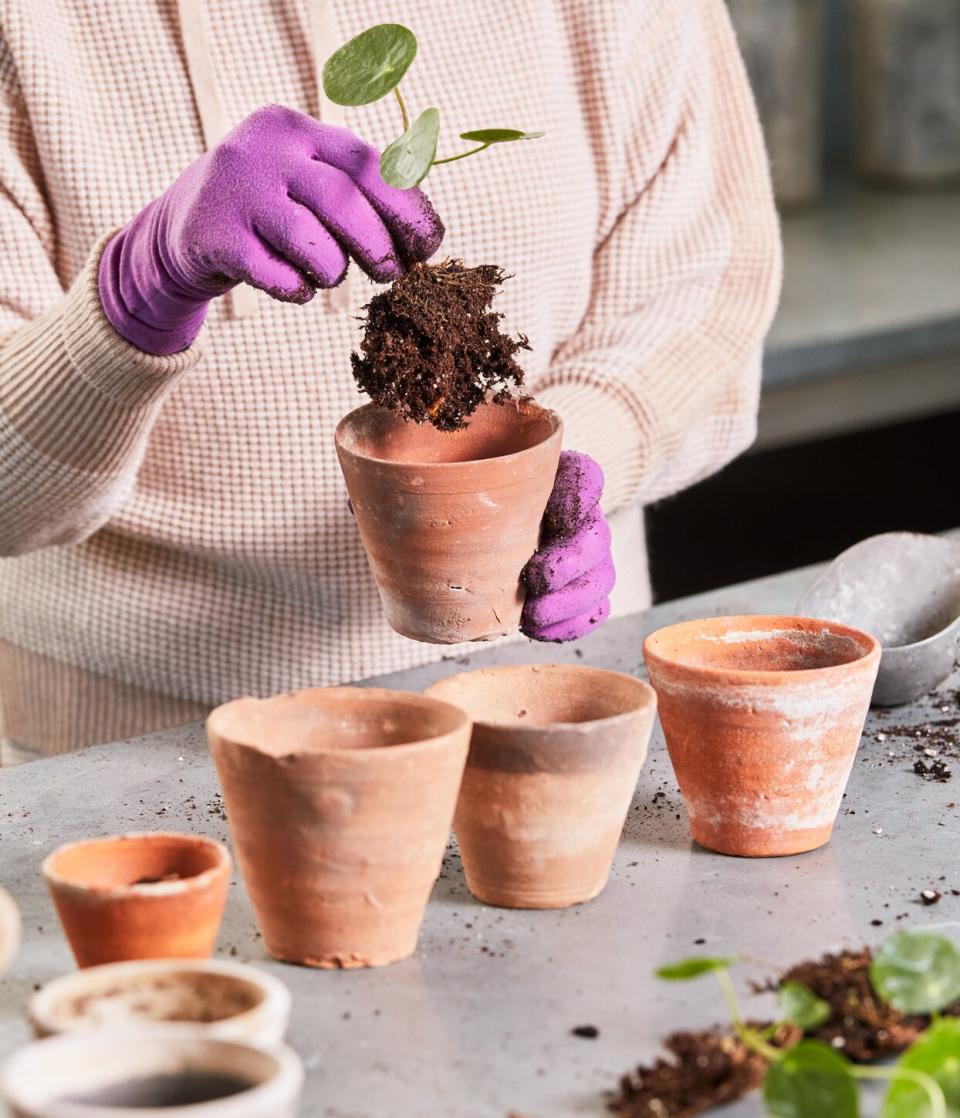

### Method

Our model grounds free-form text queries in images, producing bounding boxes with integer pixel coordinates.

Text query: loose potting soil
[609,1024,798,1118]
[350,260,529,430]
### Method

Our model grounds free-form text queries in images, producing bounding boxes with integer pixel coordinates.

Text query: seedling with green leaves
[656,930,960,1118]
[322,24,543,189]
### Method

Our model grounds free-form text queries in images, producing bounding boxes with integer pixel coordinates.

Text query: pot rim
[643,614,881,683]
[425,663,656,733]
[207,686,471,760]
[42,833,231,900]
[29,958,291,1041]
[0,1032,304,1116]
[334,398,562,470]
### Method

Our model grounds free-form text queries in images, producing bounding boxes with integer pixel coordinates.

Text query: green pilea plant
[656,930,960,1118]
[322,24,543,189]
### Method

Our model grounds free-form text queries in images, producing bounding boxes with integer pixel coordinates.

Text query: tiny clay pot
[335,397,563,644]
[30,958,291,1050]
[1,1034,303,1118]
[426,665,657,908]
[643,615,881,857]
[43,834,231,969]
[207,687,470,968]
[0,885,20,977]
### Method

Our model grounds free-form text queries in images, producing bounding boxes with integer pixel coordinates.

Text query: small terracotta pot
[30,959,291,1050]
[643,616,881,857]
[207,687,470,968]
[1,1034,303,1117]
[426,665,657,908]
[335,398,563,644]
[0,885,20,977]
[43,834,231,968]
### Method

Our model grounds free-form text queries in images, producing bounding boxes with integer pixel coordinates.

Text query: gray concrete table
[2,560,958,1118]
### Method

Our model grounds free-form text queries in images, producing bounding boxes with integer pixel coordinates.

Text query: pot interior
[646,616,875,674]
[209,688,466,757]
[337,399,557,465]
[46,835,223,891]
[4,1036,278,1109]
[429,665,653,727]
[43,969,263,1030]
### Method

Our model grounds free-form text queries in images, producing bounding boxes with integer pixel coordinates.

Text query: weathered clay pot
[852,0,960,186]
[43,834,231,969]
[426,665,657,908]
[643,616,880,858]
[207,687,470,968]
[728,0,824,207]
[1,1034,303,1117]
[0,885,20,977]
[30,959,291,1050]
[335,398,563,643]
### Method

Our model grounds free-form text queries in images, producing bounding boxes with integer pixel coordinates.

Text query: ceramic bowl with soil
[30,959,291,1050]
[643,615,881,857]
[0,885,20,977]
[336,397,562,644]
[207,687,470,968]
[426,664,656,908]
[43,834,232,969]
[797,531,960,706]
[1,1033,303,1118]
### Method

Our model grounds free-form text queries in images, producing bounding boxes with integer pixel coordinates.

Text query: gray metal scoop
[797,532,960,706]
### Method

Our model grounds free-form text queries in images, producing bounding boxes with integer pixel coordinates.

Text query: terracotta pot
[30,959,291,1050]
[1,1034,303,1117]
[207,687,470,968]
[335,397,563,643]
[643,616,881,857]
[426,665,657,908]
[43,834,231,968]
[0,885,20,977]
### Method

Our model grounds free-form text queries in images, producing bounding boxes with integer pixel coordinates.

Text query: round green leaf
[380,107,440,190]
[764,1039,860,1118]
[322,24,417,107]
[459,129,545,143]
[881,1018,960,1118]
[655,956,737,981]
[870,932,960,1015]
[780,981,832,1032]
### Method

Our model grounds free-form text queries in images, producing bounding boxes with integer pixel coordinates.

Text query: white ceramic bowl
[1,1033,303,1118]
[29,959,291,1050]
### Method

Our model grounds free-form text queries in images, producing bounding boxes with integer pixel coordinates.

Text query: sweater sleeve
[0,39,202,557]
[535,0,782,514]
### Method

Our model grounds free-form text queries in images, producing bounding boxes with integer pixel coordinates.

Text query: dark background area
[647,406,960,602]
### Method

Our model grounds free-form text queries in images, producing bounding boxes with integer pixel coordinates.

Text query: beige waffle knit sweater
[0,0,780,760]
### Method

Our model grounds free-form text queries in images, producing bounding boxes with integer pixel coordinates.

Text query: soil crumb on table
[350,260,528,431]
[609,1024,798,1118]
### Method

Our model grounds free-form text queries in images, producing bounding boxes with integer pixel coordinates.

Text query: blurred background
[647,0,960,600]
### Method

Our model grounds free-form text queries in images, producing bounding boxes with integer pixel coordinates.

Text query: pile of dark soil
[771,947,960,1060]
[350,260,528,431]
[609,1024,798,1118]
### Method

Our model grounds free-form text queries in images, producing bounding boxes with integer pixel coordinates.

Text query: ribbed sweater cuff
[0,233,205,472]
[535,379,648,514]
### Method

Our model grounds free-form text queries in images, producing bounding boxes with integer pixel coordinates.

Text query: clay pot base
[336,399,563,644]
[427,665,657,909]
[644,616,881,859]
[208,688,470,969]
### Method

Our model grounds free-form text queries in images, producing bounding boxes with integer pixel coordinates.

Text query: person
[0,1,780,764]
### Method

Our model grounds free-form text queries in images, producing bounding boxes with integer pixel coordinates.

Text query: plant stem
[851,1065,947,1118]
[431,143,490,166]
[393,86,410,132]
[714,969,784,1064]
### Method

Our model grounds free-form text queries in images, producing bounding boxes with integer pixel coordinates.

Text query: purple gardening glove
[98,104,444,356]
[521,452,615,642]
